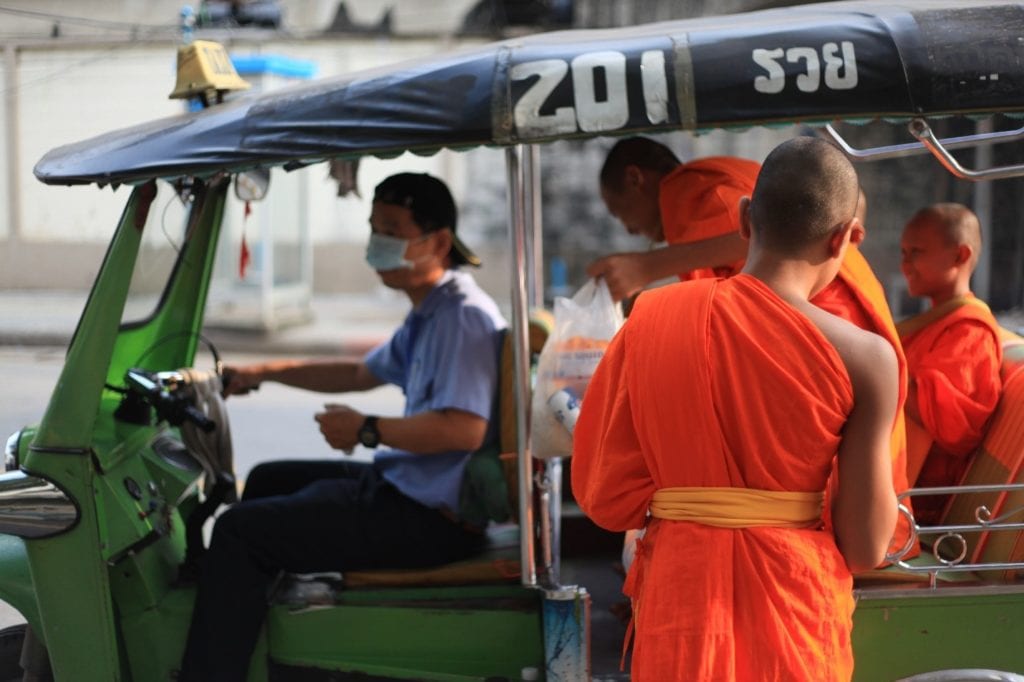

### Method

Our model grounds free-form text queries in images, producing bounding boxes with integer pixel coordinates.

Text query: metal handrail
[886,483,1024,588]
[909,118,1024,181]
[823,120,1024,162]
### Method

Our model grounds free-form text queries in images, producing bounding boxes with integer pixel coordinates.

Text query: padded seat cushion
[343,523,521,589]
[936,335,1024,578]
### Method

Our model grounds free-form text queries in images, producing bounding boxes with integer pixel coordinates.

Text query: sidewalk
[0,290,409,357]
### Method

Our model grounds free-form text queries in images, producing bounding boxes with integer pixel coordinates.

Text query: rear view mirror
[234,168,270,202]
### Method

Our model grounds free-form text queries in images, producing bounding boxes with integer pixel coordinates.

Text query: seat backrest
[497,310,553,515]
[458,312,552,528]
[939,334,1024,575]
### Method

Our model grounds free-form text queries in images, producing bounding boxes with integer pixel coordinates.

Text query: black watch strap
[358,415,381,448]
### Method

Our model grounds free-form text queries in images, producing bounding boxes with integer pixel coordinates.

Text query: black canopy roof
[35,0,1024,186]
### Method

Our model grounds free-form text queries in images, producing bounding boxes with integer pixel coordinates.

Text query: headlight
[5,429,22,472]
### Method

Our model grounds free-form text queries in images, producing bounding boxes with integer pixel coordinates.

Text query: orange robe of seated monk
[572,275,856,681]
[900,295,1002,498]
[658,157,761,281]
[812,246,915,557]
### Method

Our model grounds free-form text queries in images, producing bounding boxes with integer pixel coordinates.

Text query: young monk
[898,203,1003,521]
[587,137,760,301]
[572,137,898,681]
[812,191,915,558]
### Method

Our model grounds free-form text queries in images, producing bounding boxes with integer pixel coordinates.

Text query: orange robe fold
[899,296,1002,493]
[658,157,760,281]
[573,275,855,681]
[812,246,915,557]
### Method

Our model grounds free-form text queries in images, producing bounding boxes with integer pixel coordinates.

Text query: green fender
[0,534,40,635]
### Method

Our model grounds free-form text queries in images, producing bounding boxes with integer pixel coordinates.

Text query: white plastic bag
[531,278,624,459]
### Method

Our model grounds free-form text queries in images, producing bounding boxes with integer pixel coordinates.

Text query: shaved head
[749,137,860,254]
[855,188,867,224]
[907,203,982,267]
[600,137,681,190]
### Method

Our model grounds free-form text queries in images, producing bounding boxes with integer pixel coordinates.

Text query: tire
[0,624,52,682]
[0,625,26,682]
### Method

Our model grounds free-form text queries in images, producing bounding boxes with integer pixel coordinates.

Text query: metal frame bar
[525,144,544,310]
[823,120,1024,162]
[856,582,1024,601]
[908,118,1024,181]
[520,144,564,588]
[886,483,1024,587]
[505,146,537,587]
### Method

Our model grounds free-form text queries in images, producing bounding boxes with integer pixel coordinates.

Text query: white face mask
[365,232,417,271]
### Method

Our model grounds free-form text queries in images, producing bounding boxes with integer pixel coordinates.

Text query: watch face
[359,418,379,448]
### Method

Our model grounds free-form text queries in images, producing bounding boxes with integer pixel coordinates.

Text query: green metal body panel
[101,180,226,390]
[0,429,42,632]
[118,585,195,682]
[10,181,228,681]
[265,584,545,680]
[21,187,153,682]
[852,584,1024,679]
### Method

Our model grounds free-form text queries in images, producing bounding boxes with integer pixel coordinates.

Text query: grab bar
[909,118,1024,181]
[822,120,1024,162]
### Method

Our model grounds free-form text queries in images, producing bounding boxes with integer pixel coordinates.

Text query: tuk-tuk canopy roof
[34,0,1024,186]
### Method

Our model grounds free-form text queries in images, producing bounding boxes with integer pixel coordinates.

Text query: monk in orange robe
[898,203,1003,522]
[587,137,759,300]
[812,191,915,558]
[592,138,912,563]
[572,137,899,681]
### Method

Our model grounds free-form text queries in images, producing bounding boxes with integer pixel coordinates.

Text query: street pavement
[0,289,409,357]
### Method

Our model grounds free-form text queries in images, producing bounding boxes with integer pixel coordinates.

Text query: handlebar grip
[220,368,259,397]
[183,405,216,433]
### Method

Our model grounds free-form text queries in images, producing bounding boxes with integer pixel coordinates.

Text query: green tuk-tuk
[5,1,1024,679]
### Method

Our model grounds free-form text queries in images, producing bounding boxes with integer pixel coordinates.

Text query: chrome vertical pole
[525,144,544,308]
[522,143,561,586]
[506,146,537,587]
[545,457,563,585]
[972,118,993,301]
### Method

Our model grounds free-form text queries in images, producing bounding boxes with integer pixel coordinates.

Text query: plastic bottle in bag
[547,387,581,435]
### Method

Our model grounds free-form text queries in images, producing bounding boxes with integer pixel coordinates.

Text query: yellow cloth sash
[895,295,992,340]
[650,487,824,529]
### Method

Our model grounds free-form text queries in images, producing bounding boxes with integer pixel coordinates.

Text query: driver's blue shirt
[364,269,507,513]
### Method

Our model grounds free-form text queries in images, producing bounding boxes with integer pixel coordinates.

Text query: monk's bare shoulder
[797,302,898,399]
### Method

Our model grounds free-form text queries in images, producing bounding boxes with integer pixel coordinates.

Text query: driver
[178,172,508,682]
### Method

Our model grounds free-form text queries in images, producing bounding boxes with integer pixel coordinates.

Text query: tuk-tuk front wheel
[0,624,52,682]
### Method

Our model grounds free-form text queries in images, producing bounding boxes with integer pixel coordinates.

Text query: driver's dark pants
[178,459,485,682]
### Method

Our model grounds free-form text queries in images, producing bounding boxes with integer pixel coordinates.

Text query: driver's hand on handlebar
[315,403,363,455]
[221,365,263,398]
[586,252,655,303]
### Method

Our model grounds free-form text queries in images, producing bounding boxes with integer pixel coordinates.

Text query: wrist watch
[357,416,381,448]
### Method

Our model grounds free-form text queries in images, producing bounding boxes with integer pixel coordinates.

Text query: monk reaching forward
[572,137,898,681]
